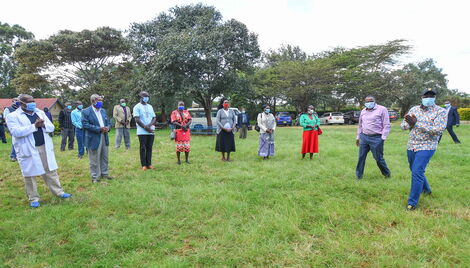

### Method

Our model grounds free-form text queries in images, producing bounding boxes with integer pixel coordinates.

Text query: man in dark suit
[439,100,461,144]
[236,108,250,139]
[82,94,113,183]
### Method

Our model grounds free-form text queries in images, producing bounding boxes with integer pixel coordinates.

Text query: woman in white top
[257,104,276,160]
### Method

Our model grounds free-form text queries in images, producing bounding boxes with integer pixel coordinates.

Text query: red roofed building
[0,98,64,120]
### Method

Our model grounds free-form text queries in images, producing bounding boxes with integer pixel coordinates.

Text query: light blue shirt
[71,108,83,129]
[133,103,156,135]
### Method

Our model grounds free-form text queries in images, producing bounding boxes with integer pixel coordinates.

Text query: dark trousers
[61,128,75,151]
[239,124,248,139]
[138,135,155,167]
[356,133,391,179]
[439,125,460,143]
[76,128,85,156]
[0,125,6,143]
[407,150,435,207]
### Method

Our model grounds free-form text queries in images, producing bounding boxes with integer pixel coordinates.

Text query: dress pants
[115,128,131,149]
[88,134,109,180]
[239,124,248,139]
[61,128,75,151]
[138,135,154,167]
[356,133,391,179]
[23,145,65,202]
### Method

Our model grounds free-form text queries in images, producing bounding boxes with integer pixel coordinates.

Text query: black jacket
[237,112,250,127]
[446,106,460,127]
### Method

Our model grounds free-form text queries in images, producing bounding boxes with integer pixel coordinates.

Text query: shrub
[458,108,470,121]
[53,120,61,135]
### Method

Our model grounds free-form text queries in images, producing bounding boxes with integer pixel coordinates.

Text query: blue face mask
[365,102,375,109]
[94,101,103,109]
[178,106,184,111]
[67,105,72,110]
[142,97,149,103]
[265,109,270,113]
[77,105,83,110]
[25,102,36,112]
[15,101,21,107]
[422,97,435,107]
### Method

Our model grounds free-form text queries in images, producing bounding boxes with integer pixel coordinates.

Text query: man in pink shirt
[355,95,391,179]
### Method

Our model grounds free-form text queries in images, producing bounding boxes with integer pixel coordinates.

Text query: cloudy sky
[2,0,469,92]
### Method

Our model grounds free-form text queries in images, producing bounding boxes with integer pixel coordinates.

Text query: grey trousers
[61,128,75,151]
[88,134,109,180]
[24,145,64,202]
[239,125,248,139]
[115,128,130,149]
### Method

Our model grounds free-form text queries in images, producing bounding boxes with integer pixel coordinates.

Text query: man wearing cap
[355,95,391,179]
[400,88,447,210]
[6,94,71,208]
[4,98,20,161]
[113,98,132,149]
[58,101,75,151]
[439,100,461,144]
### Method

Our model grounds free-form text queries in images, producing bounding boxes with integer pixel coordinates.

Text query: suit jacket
[236,112,250,127]
[447,106,460,127]
[113,105,132,128]
[216,108,237,134]
[82,106,111,150]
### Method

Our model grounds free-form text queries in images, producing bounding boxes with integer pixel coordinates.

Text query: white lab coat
[6,108,58,177]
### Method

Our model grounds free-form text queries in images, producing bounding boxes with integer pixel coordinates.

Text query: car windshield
[279,112,290,116]
[332,113,343,116]
[189,111,217,118]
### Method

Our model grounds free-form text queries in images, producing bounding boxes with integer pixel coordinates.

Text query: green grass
[1,123,469,267]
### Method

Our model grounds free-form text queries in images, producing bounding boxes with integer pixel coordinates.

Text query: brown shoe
[147,165,155,169]
[142,166,148,171]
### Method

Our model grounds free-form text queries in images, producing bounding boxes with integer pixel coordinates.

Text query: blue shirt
[71,108,83,129]
[133,103,156,135]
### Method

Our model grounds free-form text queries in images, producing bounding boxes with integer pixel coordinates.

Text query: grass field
[0,123,469,267]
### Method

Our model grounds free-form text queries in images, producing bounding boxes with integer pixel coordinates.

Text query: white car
[187,107,240,129]
[320,112,345,125]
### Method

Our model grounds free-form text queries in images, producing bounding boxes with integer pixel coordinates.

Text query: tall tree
[129,4,260,126]
[13,27,129,96]
[0,22,34,97]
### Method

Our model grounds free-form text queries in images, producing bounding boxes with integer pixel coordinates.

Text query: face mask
[121,103,126,107]
[67,105,72,110]
[178,106,184,111]
[223,103,229,109]
[421,97,435,107]
[15,101,21,107]
[444,103,451,108]
[24,102,36,112]
[77,105,83,110]
[142,97,149,103]
[94,101,103,109]
[308,109,313,114]
[264,109,270,114]
[365,102,375,109]
[241,110,245,113]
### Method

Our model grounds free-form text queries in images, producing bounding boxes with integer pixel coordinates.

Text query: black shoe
[10,157,17,162]
[406,205,416,211]
[185,161,190,164]
[423,191,432,196]
[384,173,391,179]
[78,155,83,159]
[102,176,114,180]
[92,179,100,184]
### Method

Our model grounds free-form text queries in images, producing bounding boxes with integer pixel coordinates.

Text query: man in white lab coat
[6,94,71,208]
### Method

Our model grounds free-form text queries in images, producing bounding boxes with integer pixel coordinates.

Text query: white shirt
[93,107,104,127]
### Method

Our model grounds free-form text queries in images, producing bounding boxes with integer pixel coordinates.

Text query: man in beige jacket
[113,98,132,149]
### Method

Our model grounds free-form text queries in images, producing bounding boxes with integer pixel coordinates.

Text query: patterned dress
[171,110,192,152]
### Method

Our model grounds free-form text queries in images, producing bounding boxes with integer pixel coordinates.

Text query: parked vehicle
[276,112,293,126]
[320,112,345,125]
[187,107,240,129]
[343,111,361,124]
[388,110,399,121]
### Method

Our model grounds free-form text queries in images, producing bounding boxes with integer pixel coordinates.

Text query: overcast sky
[2,0,469,92]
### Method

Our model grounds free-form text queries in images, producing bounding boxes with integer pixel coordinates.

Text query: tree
[129,4,260,126]
[13,27,129,96]
[0,22,34,97]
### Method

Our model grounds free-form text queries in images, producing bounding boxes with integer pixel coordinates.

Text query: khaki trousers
[88,134,109,180]
[24,145,64,202]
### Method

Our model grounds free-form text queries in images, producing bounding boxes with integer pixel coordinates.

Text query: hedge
[458,108,470,121]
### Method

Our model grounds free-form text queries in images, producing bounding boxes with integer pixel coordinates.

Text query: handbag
[170,130,176,140]
[317,127,323,135]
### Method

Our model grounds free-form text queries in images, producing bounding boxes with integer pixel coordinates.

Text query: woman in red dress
[171,101,192,164]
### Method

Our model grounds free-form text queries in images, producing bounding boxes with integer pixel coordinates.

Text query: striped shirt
[400,105,447,151]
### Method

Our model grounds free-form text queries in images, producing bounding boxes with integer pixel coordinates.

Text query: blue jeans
[76,128,85,156]
[356,134,390,179]
[407,150,435,207]
[10,144,16,159]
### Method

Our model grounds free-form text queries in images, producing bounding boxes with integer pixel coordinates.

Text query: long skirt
[258,133,275,157]
[215,131,236,152]
[301,130,319,154]
[175,129,191,152]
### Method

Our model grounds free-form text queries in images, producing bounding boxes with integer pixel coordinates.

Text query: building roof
[0,98,62,110]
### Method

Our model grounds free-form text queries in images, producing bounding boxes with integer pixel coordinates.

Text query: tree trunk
[161,103,166,123]
[201,97,213,127]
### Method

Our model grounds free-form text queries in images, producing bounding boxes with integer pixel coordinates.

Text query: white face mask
[308,109,314,114]
[445,103,451,107]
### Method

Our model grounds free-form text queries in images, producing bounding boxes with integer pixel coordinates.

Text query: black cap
[421,88,437,96]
